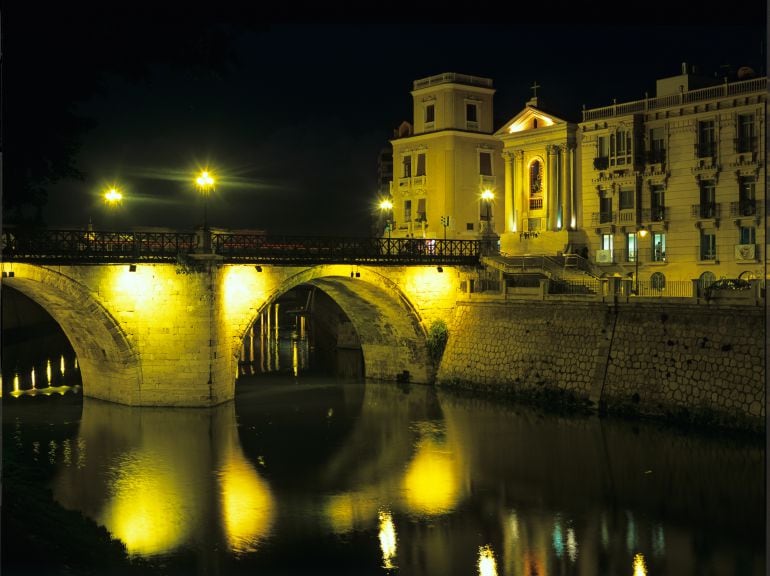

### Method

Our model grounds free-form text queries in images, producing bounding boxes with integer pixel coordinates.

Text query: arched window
[650,272,666,291]
[529,160,543,210]
[698,271,716,294]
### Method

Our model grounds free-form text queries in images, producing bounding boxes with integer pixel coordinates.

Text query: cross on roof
[530,81,541,98]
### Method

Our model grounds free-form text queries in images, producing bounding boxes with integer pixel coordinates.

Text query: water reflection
[5,379,764,575]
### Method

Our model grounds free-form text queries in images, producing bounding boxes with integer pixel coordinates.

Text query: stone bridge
[1,258,468,406]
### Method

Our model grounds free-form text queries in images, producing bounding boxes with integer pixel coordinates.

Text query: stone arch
[236,265,432,384]
[2,264,142,404]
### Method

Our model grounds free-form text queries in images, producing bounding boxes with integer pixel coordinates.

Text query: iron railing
[1,228,482,266]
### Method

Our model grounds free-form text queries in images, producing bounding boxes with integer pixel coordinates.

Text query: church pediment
[495,105,566,136]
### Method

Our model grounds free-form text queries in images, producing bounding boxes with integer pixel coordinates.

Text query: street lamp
[196,170,215,252]
[379,199,393,239]
[481,189,494,231]
[634,226,648,294]
[104,187,123,206]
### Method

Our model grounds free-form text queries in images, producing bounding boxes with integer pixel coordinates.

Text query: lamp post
[379,199,393,239]
[196,170,215,252]
[481,189,494,233]
[634,226,648,294]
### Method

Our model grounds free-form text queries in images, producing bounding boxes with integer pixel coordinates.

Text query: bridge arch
[2,264,142,404]
[232,265,434,385]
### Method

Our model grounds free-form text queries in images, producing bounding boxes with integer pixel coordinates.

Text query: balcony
[694,142,716,159]
[642,207,667,223]
[730,199,760,217]
[591,211,615,226]
[646,149,666,165]
[593,156,609,170]
[690,203,720,219]
[529,197,543,210]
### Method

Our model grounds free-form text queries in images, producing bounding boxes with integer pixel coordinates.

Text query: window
[610,129,632,166]
[601,234,614,260]
[404,200,412,222]
[529,160,543,209]
[599,197,612,223]
[737,113,755,153]
[650,272,666,291]
[619,187,634,210]
[653,233,666,262]
[479,152,492,176]
[739,226,756,245]
[651,185,665,221]
[466,103,478,123]
[627,233,638,262]
[417,198,426,222]
[697,120,716,157]
[739,177,756,215]
[402,155,412,178]
[700,230,716,260]
[415,153,426,177]
[466,222,474,231]
[594,136,609,169]
[649,127,665,164]
[699,180,716,218]
[425,104,435,124]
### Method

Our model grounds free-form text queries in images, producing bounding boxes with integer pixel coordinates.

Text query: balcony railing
[642,207,668,222]
[730,199,760,217]
[582,77,767,121]
[591,211,615,225]
[529,197,543,210]
[690,203,720,219]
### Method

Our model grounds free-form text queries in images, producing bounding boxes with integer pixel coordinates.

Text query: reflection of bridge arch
[2,264,141,404]
[239,265,432,383]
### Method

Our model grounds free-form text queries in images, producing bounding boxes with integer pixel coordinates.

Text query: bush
[426,319,448,364]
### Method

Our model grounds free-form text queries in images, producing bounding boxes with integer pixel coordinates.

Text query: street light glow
[196,170,215,192]
[481,189,494,201]
[379,199,393,211]
[104,188,123,204]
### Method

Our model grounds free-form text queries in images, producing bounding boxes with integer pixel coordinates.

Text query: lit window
[653,233,666,261]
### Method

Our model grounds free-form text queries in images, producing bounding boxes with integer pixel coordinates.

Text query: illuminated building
[579,64,766,284]
[389,66,766,284]
[389,73,504,240]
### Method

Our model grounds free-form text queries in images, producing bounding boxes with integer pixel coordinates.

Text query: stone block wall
[437,300,765,431]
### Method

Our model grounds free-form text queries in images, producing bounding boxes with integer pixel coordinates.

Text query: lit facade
[579,66,766,284]
[388,68,766,284]
[495,94,580,256]
[389,73,503,240]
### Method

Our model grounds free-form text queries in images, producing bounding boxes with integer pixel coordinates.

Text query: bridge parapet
[2,228,481,266]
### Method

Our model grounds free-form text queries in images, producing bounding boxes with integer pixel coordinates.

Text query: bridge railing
[213,233,480,265]
[1,228,481,266]
[1,228,197,262]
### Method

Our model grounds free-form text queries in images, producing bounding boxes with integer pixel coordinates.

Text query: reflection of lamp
[481,189,494,231]
[379,199,393,239]
[634,226,648,294]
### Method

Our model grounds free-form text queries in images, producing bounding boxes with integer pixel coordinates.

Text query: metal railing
[1,228,482,266]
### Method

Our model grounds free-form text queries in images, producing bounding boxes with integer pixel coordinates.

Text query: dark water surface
[2,374,765,576]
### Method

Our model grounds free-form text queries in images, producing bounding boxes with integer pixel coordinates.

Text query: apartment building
[580,65,765,284]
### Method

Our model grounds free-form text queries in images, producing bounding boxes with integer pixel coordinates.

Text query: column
[547,145,559,230]
[514,150,525,232]
[561,144,572,230]
[503,152,514,233]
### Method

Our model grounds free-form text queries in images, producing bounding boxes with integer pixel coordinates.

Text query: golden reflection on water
[633,552,647,575]
[478,544,498,576]
[217,448,275,554]
[401,431,461,515]
[100,448,193,556]
[378,510,397,569]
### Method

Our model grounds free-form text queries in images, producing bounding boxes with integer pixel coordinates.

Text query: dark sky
[4,5,767,236]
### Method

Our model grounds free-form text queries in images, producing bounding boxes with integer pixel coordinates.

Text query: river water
[1,329,765,576]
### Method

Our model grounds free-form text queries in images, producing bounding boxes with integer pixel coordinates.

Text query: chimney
[681,62,687,74]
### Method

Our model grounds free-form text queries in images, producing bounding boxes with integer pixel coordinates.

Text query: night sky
[3,5,767,236]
